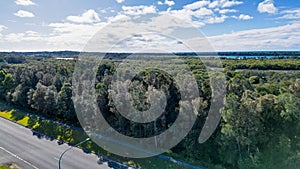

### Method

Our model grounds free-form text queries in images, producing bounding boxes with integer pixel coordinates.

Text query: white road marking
[0,146,39,169]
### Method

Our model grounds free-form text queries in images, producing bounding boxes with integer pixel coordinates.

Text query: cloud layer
[279,9,300,20]
[208,23,300,51]
[0,0,299,52]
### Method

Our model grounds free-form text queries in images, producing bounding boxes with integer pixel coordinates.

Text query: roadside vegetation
[0,53,299,169]
[0,163,19,169]
[0,104,189,169]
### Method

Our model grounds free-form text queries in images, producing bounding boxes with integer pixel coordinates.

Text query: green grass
[0,108,192,169]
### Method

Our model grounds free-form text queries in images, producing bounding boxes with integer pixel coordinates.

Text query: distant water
[220,55,284,59]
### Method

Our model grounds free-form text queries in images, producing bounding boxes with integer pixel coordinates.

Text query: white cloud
[4,33,25,42]
[207,15,228,24]
[279,9,300,20]
[165,0,245,27]
[43,15,192,52]
[222,0,243,8]
[0,30,53,51]
[163,9,194,22]
[233,14,253,20]
[45,14,210,52]
[184,0,210,10]
[208,1,219,8]
[194,8,214,17]
[158,0,175,6]
[239,14,253,20]
[218,9,238,14]
[206,23,300,51]
[49,22,103,34]
[107,14,131,23]
[258,0,277,14]
[122,5,157,15]
[3,30,44,43]
[15,0,35,6]
[46,22,106,51]
[67,9,101,23]
[25,30,38,36]
[0,25,7,32]
[166,7,226,25]
[165,0,175,6]
[78,15,215,52]
[116,0,125,3]
[14,10,35,18]
[207,0,243,9]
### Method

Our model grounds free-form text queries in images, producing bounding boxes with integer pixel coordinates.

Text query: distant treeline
[0,51,299,59]
[0,51,80,57]
[0,54,26,64]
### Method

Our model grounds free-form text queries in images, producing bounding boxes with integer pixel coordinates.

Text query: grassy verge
[0,107,193,169]
[0,163,19,169]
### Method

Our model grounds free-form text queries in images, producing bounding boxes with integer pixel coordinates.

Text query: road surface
[0,117,111,169]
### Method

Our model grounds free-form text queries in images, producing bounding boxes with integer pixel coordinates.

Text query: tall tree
[58,83,77,124]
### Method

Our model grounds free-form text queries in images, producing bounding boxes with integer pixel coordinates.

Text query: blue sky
[0,0,299,52]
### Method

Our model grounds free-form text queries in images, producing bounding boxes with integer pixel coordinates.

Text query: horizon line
[0,50,299,54]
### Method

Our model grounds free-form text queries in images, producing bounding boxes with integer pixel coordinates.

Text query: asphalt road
[0,117,111,169]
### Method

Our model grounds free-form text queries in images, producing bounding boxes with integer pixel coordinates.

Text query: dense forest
[0,53,299,169]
